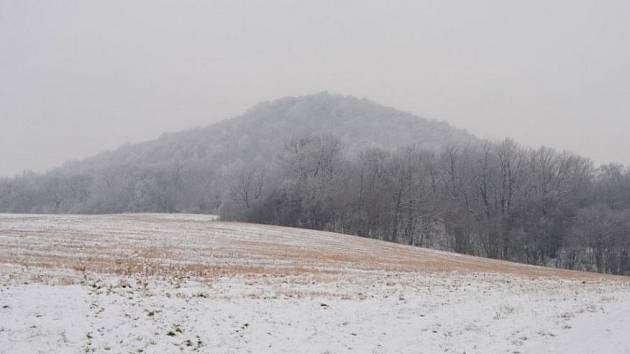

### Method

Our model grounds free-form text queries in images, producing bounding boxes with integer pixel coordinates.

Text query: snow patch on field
[1,270,629,354]
[1,213,629,353]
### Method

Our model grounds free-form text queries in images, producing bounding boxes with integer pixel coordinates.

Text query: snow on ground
[1,213,629,353]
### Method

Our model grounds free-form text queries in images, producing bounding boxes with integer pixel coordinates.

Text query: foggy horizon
[4,3,630,350]
[2,0,630,177]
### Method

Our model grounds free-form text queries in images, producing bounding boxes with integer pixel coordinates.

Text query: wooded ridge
[1,93,629,275]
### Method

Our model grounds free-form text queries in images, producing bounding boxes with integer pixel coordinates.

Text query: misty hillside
[60,93,475,173]
[2,93,630,276]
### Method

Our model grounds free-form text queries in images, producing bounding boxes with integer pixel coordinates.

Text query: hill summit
[63,93,475,171]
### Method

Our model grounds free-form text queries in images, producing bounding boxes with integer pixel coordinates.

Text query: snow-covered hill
[1,213,629,353]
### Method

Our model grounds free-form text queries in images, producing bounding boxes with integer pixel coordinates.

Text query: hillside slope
[0,213,616,279]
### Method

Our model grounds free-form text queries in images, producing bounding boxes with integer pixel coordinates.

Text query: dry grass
[0,213,626,282]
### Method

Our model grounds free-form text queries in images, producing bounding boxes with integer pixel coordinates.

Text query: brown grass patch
[1,214,628,283]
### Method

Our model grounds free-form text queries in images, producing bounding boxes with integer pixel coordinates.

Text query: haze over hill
[0,92,476,214]
[59,93,475,173]
[3,1,630,177]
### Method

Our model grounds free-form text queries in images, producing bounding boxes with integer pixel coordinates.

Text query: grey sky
[1,0,629,177]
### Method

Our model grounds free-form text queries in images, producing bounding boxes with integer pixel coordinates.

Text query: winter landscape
[1,213,629,353]
[3,1,630,353]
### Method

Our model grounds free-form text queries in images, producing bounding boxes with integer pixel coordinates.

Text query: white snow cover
[1,213,629,354]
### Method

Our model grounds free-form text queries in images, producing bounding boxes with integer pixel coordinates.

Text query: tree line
[221,135,630,275]
[1,135,629,274]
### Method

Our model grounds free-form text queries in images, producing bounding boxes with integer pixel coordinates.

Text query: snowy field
[1,214,629,353]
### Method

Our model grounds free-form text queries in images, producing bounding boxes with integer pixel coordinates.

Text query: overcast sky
[1,0,629,177]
